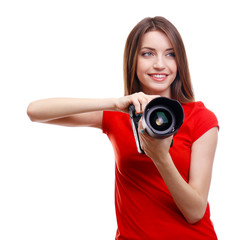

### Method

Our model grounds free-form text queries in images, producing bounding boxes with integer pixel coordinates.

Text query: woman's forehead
[140,30,173,50]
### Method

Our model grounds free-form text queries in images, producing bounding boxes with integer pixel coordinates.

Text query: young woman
[27,16,219,239]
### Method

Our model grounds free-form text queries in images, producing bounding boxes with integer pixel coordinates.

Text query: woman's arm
[27,98,116,128]
[27,93,160,128]
[138,120,218,224]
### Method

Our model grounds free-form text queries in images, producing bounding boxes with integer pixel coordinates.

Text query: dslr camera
[129,97,184,154]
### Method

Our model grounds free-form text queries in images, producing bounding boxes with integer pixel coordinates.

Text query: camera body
[129,97,184,154]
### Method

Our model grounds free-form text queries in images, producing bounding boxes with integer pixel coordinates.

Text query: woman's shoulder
[182,101,206,110]
[182,101,216,118]
[181,101,219,142]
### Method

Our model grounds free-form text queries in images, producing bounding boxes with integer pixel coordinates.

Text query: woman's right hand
[115,92,160,114]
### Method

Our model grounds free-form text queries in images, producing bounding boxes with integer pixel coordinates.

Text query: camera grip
[128,104,144,154]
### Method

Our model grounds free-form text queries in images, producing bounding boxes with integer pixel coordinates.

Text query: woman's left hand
[138,118,173,162]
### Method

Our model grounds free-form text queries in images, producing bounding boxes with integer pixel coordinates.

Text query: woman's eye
[167,52,175,57]
[142,52,154,57]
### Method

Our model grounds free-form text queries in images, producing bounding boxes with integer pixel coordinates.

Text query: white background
[1,0,244,239]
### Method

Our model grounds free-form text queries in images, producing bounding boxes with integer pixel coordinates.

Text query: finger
[138,118,143,131]
[138,119,147,138]
[132,93,160,114]
[140,94,160,112]
[140,98,149,113]
[133,99,145,114]
[132,100,142,114]
[129,93,142,114]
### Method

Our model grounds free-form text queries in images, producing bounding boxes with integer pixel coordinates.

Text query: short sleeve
[102,111,112,135]
[102,111,108,134]
[192,103,219,142]
[102,111,127,135]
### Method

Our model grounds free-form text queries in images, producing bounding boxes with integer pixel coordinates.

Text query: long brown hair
[123,16,194,103]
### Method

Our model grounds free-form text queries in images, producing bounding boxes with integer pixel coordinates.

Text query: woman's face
[136,30,177,97]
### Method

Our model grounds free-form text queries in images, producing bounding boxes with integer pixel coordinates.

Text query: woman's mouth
[148,74,168,82]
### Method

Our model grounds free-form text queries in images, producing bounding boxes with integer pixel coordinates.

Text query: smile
[148,74,168,81]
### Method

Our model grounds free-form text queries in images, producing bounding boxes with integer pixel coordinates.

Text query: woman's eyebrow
[166,48,174,51]
[140,47,174,51]
[140,47,155,51]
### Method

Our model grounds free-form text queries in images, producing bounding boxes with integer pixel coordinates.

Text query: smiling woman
[27,16,219,240]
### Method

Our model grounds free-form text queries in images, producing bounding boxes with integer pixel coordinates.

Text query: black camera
[128,97,184,154]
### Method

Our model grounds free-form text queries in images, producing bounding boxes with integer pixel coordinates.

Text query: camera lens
[149,109,172,131]
[141,97,184,139]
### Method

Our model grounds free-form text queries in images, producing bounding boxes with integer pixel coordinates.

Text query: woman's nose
[153,56,165,70]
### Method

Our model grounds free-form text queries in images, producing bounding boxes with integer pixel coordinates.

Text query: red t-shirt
[102,101,219,240]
